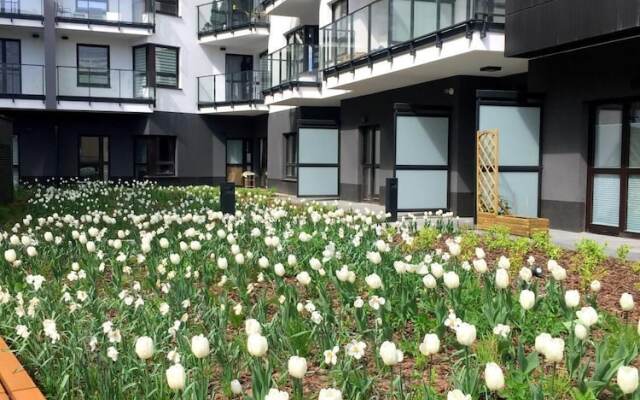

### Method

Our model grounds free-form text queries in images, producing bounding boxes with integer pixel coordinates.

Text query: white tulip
[287,355,308,379]
[535,333,552,354]
[564,290,580,308]
[274,263,285,277]
[475,247,486,259]
[621,293,635,311]
[422,274,437,289]
[247,333,268,357]
[544,338,564,363]
[618,366,640,394]
[495,269,509,289]
[135,336,154,360]
[430,263,444,278]
[473,258,488,274]
[265,388,290,400]
[318,388,342,400]
[447,389,471,400]
[234,253,245,265]
[230,379,243,395]
[497,256,510,270]
[418,333,440,356]
[574,323,588,340]
[169,253,180,265]
[379,341,403,366]
[590,280,601,293]
[245,318,262,335]
[190,334,210,358]
[166,363,186,390]
[4,249,16,263]
[456,323,476,347]
[365,273,383,289]
[519,290,536,310]
[484,362,505,391]
[519,267,532,282]
[296,271,311,286]
[26,246,37,257]
[258,256,269,269]
[551,266,567,281]
[217,257,228,270]
[443,271,460,289]
[336,265,350,282]
[576,306,599,327]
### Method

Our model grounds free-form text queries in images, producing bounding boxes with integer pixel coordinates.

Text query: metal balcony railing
[197,0,268,37]
[0,63,45,98]
[263,44,320,91]
[55,0,154,26]
[0,0,44,18]
[197,70,264,107]
[320,0,505,69]
[56,66,155,102]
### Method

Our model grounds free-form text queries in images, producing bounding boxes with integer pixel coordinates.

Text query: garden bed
[477,211,550,237]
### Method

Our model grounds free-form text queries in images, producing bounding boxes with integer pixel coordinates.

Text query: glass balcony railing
[0,0,44,18]
[55,0,154,26]
[263,44,320,90]
[320,0,505,69]
[197,70,264,106]
[0,64,45,97]
[56,67,154,102]
[197,0,268,37]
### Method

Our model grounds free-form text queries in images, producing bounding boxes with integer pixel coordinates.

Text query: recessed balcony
[197,70,268,115]
[0,0,44,27]
[318,0,525,96]
[55,0,154,35]
[56,66,154,112]
[197,0,268,51]
[0,63,45,109]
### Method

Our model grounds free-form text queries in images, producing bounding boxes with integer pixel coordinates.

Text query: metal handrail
[197,0,268,36]
[197,70,264,106]
[56,66,155,101]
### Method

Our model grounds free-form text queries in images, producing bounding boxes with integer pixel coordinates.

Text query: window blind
[155,46,178,87]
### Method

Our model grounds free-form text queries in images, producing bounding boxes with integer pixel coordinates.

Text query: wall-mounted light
[480,65,502,72]
[444,88,454,95]
[220,46,226,51]
[61,35,69,40]
[32,33,40,38]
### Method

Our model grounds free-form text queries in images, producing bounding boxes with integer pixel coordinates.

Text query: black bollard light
[220,182,236,215]
[385,177,398,222]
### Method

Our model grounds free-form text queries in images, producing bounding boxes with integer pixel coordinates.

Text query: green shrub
[572,239,608,290]
[531,231,563,259]
[616,244,631,262]
[411,226,440,251]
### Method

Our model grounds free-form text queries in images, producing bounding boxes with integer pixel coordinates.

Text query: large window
[77,44,109,87]
[589,102,640,235]
[79,136,109,180]
[133,44,179,88]
[283,132,297,179]
[155,0,178,15]
[135,136,176,177]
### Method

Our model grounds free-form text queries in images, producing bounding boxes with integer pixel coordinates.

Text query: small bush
[572,239,608,290]
[411,226,440,251]
[531,231,563,259]
[617,244,631,262]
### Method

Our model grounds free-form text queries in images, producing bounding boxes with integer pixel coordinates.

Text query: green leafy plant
[572,239,608,290]
[617,244,631,262]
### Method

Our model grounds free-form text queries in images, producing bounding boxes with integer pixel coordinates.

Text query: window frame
[76,43,110,88]
[134,135,177,177]
[283,132,297,180]
[155,0,178,16]
[132,44,179,89]
[331,0,348,22]
[153,45,179,89]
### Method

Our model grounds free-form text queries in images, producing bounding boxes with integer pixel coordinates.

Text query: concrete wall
[528,37,640,231]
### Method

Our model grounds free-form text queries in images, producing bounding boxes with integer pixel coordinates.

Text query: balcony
[197,71,267,115]
[0,64,45,109]
[55,0,154,35]
[0,0,44,27]
[56,66,154,112]
[197,0,268,51]
[261,0,319,19]
[318,0,526,95]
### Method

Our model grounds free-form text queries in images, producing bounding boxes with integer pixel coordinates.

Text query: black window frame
[132,44,179,89]
[134,135,177,177]
[0,38,21,95]
[155,0,178,16]
[331,0,347,22]
[76,43,110,88]
[283,131,297,179]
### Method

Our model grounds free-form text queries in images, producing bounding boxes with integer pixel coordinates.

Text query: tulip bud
[418,334,440,356]
[191,334,210,358]
[379,341,403,366]
[620,293,635,311]
[134,336,154,360]
[617,366,639,394]
[564,290,580,308]
[247,333,268,357]
[287,355,308,379]
[484,362,505,391]
[166,363,186,390]
[519,290,536,310]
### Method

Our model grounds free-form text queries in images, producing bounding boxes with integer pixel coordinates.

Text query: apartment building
[1,0,639,237]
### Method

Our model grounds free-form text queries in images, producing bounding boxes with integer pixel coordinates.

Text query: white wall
[0,28,45,96]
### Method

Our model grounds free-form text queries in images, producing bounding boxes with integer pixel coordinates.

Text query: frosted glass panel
[370,0,389,50]
[500,172,539,218]
[391,0,411,43]
[298,167,339,196]
[479,105,540,166]
[396,170,447,210]
[396,116,448,165]
[226,140,243,164]
[298,128,339,164]
[594,107,622,168]
[413,0,437,37]
[592,174,620,227]
[630,122,640,168]
[627,176,640,233]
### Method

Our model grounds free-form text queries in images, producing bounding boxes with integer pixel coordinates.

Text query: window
[76,0,108,15]
[133,44,179,89]
[79,136,109,180]
[77,44,109,87]
[12,134,18,186]
[284,132,297,179]
[331,0,347,21]
[155,0,178,15]
[135,136,176,177]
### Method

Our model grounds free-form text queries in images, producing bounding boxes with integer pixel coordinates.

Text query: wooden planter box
[477,212,550,237]
[0,337,45,400]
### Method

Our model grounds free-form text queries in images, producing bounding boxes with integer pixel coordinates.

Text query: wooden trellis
[476,129,499,215]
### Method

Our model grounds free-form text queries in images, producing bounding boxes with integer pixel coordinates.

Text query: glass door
[361,126,380,201]
[0,39,21,95]
[79,136,109,181]
[225,54,253,102]
[589,102,640,235]
[226,139,252,185]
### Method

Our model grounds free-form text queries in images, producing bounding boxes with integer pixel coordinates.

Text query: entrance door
[79,136,109,180]
[226,139,252,185]
[225,54,253,102]
[394,112,449,211]
[361,126,380,201]
[0,39,20,95]
[588,102,640,235]
[297,126,339,197]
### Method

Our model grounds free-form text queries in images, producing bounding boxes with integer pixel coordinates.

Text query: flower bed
[0,181,639,399]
